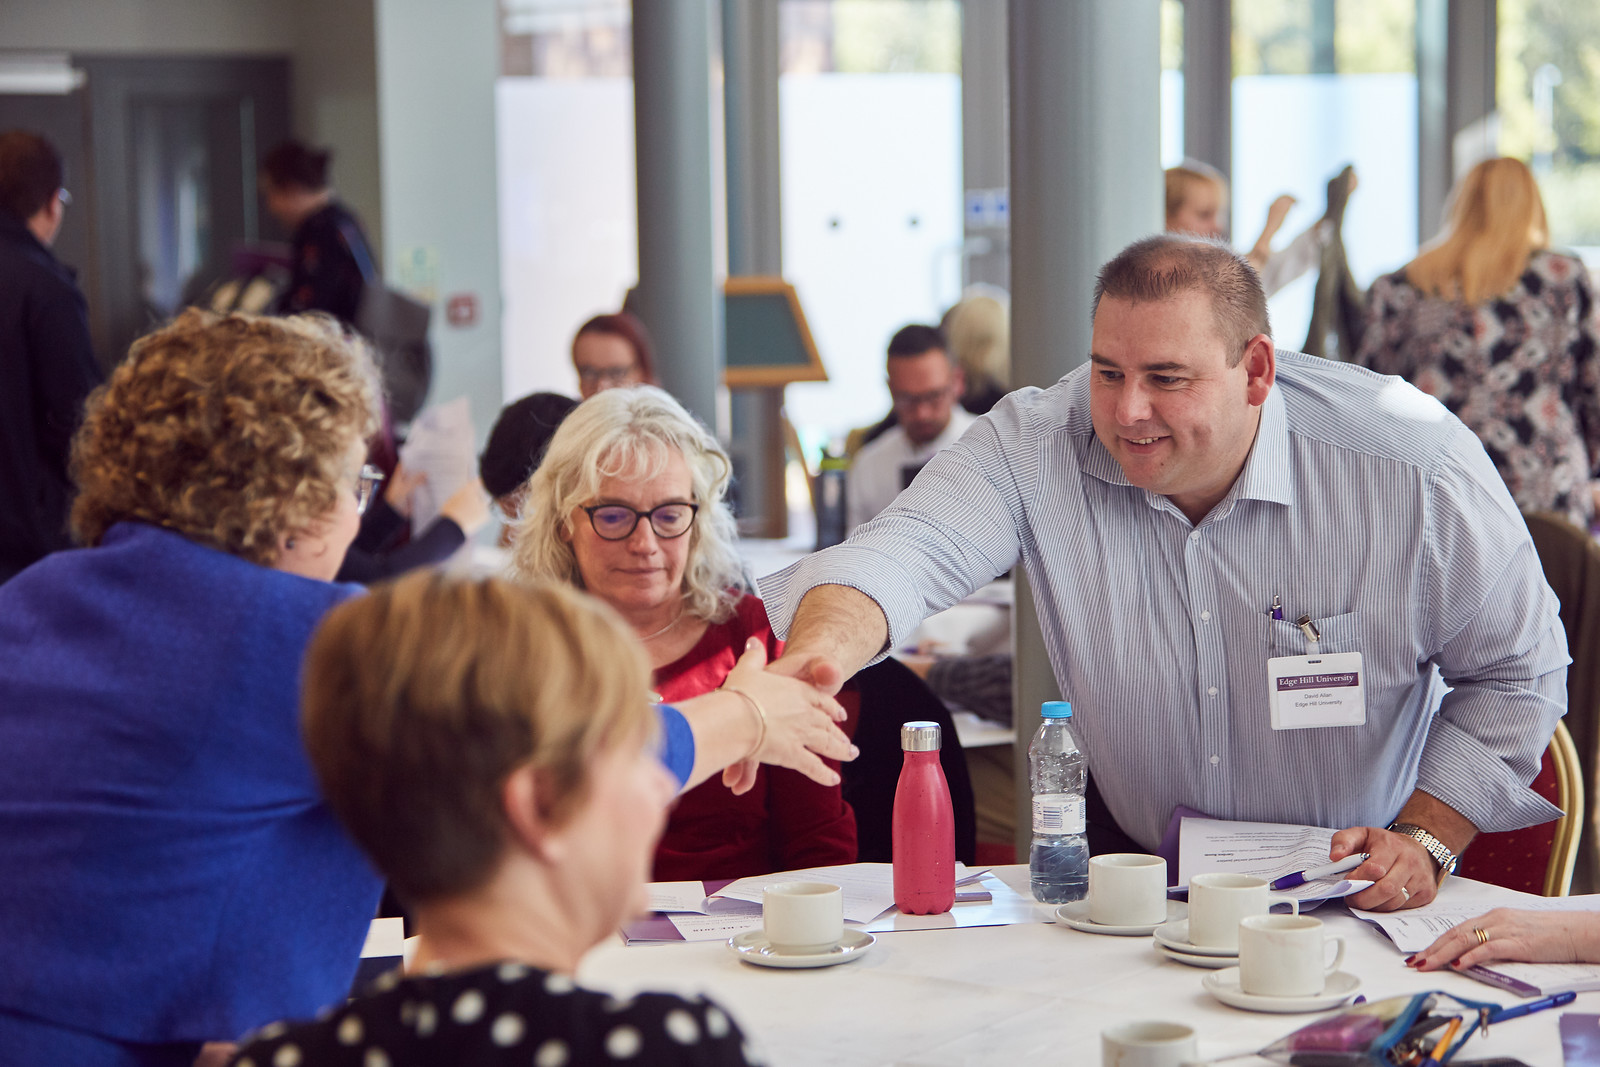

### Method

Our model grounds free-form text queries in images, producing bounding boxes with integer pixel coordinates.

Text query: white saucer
[1153,921,1238,958]
[726,928,876,968]
[1055,899,1187,936]
[1154,942,1237,969]
[1202,968,1362,1013]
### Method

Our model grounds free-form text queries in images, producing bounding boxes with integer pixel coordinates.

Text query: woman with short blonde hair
[234,572,757,1065]
[0,309,387,1063]
[1358,157,1600,528]
[513,386,857,881]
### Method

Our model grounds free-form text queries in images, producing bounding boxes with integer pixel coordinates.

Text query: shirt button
[1209,755,1220,766]
[1208,686,1218,696]
[1189,532,1200,543]
[1200,610,1212,622]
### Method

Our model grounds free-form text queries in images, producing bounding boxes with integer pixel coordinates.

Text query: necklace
[641,608,686,642]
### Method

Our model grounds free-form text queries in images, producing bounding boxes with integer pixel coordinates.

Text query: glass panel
[779,0,962,449]
[1232,0,1418,353]
[1498,0,1600,267]
[496,0,636,402]
[130,99,213,323]
[1162,0,1184,168]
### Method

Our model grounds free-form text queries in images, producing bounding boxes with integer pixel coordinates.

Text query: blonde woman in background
[942,287,1009,416]
[1355,157,1600,530]
[1165,161,1336,296]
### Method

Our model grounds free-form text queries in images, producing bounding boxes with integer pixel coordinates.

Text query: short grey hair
[510,386,744,624]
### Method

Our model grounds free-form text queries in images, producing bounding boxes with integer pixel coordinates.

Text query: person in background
[1356,157,1600,531]
[1165,161,1341,297]
[0,310,385,1065]
[480,391,581,544]
[260,140,374,326]
[0,129,102,583]
[229,574,759,1066]
[513,387,856,881]
[572,311,657,400]
[943,287,1010,417]
[333,461,491,584]
[847,324,976,532]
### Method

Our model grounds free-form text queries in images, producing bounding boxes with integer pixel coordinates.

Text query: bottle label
[1032,793,1085,835]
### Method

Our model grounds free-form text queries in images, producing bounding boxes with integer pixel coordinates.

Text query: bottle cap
[901,720,942,751]
[1041,701,1073,719]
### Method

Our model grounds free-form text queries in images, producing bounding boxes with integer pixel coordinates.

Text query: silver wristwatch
[1387,821,1459,884]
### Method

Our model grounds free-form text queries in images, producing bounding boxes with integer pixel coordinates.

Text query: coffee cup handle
[1267,893,1300,916]
[1325,936,1346,975]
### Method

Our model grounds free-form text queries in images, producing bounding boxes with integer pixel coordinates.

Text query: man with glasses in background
[847,323,974,532]
[0,130,101,583]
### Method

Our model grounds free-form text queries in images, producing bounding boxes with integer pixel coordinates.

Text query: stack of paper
[1178,817,1375,902]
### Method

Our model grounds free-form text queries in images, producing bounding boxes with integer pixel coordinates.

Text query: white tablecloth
[580,867,1582,1066]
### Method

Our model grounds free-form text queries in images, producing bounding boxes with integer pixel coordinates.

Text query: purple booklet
[1562,1013,1600,1066]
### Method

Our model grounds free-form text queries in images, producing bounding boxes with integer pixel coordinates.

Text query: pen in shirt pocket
[1266,594,1283,620]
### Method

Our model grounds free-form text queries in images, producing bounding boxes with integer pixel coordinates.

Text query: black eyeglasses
[582,502,699,541]
[355,464,385,516]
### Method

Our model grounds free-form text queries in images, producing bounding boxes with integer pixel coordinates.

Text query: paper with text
[398,396,477,530]
[1178,818,1373,902]
[1352,892,1600,954]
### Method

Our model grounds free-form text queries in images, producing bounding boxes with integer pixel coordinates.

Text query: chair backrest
[1523,510,1600,892]
[837,657,977,866]
[1455,720,1584,896]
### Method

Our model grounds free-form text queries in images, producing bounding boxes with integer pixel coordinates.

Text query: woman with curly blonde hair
[0,309,387,1065]
[513,386,856,881]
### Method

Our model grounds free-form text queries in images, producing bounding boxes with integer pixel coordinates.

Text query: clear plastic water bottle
[1029,700,1089,904]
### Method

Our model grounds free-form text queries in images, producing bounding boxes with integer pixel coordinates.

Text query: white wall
[375,0,503,440]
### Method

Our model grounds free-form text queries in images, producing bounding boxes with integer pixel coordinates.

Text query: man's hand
[718,638,855,795]
[766,648,848,695]
[1330,826,1439,911]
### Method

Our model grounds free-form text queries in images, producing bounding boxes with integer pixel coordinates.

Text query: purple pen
[1269,853,1369,891]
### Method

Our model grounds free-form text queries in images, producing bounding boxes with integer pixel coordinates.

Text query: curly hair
[510,386,744,625]
[70,309,379,565]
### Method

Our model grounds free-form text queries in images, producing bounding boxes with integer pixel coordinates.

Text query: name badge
[1267,652,1365,730]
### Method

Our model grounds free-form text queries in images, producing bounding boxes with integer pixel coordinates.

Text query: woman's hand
[1407,908,1600,971]
[439,478,492,536]
[384,462,427,518]
[719,637,855,795]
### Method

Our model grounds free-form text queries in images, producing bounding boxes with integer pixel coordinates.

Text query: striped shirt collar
[1078,379,1295,517]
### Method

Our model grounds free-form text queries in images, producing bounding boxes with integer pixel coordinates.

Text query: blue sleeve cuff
[655,704,695,790]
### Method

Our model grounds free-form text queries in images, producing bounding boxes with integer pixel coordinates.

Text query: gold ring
[1474,927,1490,945]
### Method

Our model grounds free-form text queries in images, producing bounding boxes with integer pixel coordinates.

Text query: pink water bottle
[892,720,955,914]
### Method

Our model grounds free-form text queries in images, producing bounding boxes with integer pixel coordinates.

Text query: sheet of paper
[647,881,711,914]
[862,871,1055,932]
[667,899,764,941]
[1177,817,1374,902]
[716,863,987,924]
[1352,892,1600,954]
[398,396,477,529]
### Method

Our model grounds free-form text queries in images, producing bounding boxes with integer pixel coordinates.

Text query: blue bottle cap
[1041,701,1073,719]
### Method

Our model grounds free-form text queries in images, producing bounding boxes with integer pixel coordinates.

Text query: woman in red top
[512,386,856,881]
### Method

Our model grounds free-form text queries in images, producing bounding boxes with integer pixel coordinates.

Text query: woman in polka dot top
[229,574,758,1067]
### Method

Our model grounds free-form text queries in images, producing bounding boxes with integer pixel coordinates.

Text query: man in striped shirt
[760,234,1567,912]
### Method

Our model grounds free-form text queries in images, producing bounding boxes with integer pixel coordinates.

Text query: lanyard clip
[1296,614,1321,645]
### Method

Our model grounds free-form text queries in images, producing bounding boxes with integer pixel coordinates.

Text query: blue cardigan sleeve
[655,704,695,790]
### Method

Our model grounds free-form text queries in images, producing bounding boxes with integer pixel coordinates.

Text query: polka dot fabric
[228,963,753,1066]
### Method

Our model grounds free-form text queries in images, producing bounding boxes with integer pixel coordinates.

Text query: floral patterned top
[1355,250,1600,530]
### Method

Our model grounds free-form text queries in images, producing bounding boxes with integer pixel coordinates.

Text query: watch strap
[1387,821,1458,884]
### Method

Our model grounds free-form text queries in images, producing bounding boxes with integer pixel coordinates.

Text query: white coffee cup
[762,881,843,954]
[1088,854,1169,926]
[1101,1020,1198,1067]
[1187,873,1300,951]
[1237,914,1346,997]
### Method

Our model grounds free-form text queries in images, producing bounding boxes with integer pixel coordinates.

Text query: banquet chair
[1455,720,1584,896]
[1522,510,1600,892]
[836,657,977,866]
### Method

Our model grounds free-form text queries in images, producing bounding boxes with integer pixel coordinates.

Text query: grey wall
[374,0,503,440]
[0,0,383,248]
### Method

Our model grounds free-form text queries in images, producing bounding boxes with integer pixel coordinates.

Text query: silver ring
[1400,886,1411,901]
